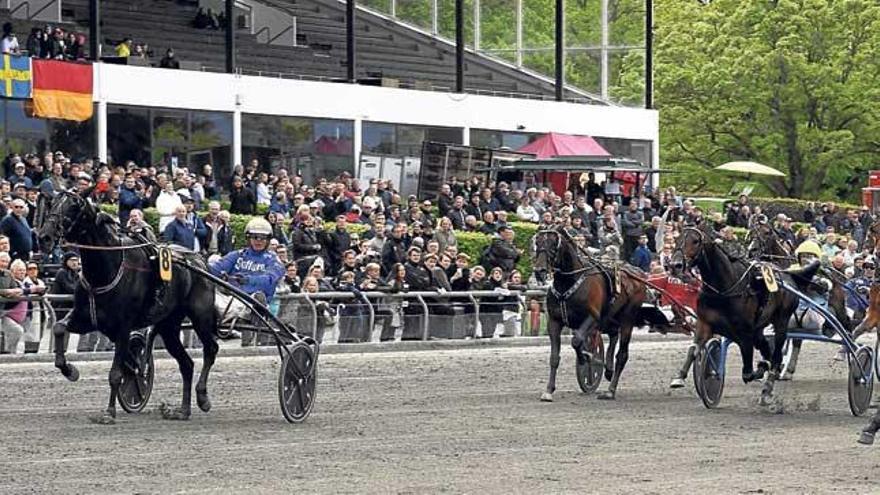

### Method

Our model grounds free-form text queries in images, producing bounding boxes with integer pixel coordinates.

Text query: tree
[639,0,880,200]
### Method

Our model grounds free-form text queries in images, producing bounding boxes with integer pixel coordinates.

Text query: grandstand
[0,0,657,188]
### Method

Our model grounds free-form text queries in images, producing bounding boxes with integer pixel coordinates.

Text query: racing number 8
[159,247,173,282]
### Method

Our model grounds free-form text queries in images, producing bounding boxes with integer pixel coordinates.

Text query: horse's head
[532,227,560,284]
[38,190,95,252]
[671,226,710,278]
[747,221,791,262]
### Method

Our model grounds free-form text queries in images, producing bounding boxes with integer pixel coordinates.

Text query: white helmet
[244,217,272,236]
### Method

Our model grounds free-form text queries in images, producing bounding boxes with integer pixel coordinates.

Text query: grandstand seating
[1,0,594,101]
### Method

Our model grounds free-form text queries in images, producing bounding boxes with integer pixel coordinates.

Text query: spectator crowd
[0,145,876,353]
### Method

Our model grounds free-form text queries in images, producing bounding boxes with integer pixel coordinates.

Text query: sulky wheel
[693,338,725,409]
[848,346,874,417]
[118,329,155,414]
[576,332,604,394]
[278,340,319,423]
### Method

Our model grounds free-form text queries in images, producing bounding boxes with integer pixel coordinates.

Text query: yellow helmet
[794,240,822,258]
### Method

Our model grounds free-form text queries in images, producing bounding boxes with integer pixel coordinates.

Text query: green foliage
[646,0,880,202]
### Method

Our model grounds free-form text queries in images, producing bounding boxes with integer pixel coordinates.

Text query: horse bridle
[748,224,793,261]
[676,227,709,269]
[44,191,91,242]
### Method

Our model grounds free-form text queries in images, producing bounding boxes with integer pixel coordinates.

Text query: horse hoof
[597,391,616,401]
[759,393,773,407]
[89,413,116,425]
[670,378,686,389]
[540,392,554,402]
[858,432,876,445]
[63,364,80,382]
[197,394,212,413]
[159,402,191,421]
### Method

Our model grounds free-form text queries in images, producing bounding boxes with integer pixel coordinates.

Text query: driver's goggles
[247,234,270,241]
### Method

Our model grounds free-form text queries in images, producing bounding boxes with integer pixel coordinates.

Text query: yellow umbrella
[715,161,786,177]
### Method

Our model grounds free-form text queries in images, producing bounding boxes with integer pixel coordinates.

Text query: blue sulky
[692,277,874,418]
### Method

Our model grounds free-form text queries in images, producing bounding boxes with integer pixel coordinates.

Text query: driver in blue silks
[209,217,284,346]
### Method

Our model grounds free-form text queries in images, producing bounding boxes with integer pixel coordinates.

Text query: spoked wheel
[779,339,794,379]
[118,329,155,414]
[576,332,605,394]
[278,339,319,423]
[693,338,725,409]
[848,346,874,417]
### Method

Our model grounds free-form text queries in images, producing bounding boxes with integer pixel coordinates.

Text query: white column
[474,0,481,50]
[432,0,439,34]
[600,0,609,100]
[353,118,363,176]
[232,108,242,168]
[390,0,396,17]
[96,100,107,163]
[462,126,470,146]
[515,0,523,67]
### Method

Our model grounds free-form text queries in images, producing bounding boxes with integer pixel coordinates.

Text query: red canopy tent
[516,132,636,195]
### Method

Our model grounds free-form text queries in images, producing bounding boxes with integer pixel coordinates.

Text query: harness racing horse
[38,190,219,424]
[747,222,794,268]
[533,225,650,401]
[747,223,853,379]
[671,225,817,403]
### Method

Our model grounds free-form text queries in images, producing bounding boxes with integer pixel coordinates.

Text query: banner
[32,59,92,121]
[0,54,32,99]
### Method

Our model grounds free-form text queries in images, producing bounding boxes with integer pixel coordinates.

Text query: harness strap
[79,250,128,328]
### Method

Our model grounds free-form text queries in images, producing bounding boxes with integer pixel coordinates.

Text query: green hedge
[689,194,862,222]
[102,205,539,277]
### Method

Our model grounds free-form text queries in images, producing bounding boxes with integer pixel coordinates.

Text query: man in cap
[483,225,520,274]
[0,198,32,262]
[7,161,31,188]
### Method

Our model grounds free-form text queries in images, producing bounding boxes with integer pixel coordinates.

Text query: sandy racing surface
[2,340,880,494]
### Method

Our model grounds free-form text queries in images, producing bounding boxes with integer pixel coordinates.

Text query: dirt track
[2,340,880,494]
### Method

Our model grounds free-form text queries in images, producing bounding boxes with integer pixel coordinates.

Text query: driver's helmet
[794,240,822,264]
[244,218,272,238]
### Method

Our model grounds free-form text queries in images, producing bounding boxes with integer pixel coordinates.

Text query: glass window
[107,104,232,182]
[241,114,354,185]
[0,99,94,160]
[362,122,395,154]
[363,122,462,156]
[469,129,538,150]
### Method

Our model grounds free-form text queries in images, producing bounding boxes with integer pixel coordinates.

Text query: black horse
[747,223,852,379]
[671,225,817,402]
[747,221,794,268]
[533,225,651,401]
[38,191,219,423]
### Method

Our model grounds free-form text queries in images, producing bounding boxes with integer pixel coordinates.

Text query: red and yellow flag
[31,60,92,121]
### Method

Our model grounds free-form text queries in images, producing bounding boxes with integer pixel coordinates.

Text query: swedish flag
[0,55,31,99]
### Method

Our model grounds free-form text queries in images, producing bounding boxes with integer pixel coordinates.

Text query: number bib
[159,247,173,282]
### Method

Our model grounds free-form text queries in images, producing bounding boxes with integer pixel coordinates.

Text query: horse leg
[570,316,596,366]
[781,339,802,380]
[540,318,562,402]
[190,310,219,413]
[761,322,788,405]
[859,409,880,445]
[598,323,633,400]
[604,332,618,381]
[739,341,759,384]
[670,337,698,388]
[91,335,128,425]
[53,316,79,382]
[157,316,194,420]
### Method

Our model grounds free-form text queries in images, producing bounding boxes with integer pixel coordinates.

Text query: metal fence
[0,290,552,354]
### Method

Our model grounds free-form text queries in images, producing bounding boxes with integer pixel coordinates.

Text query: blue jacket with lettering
[209,247,285,299]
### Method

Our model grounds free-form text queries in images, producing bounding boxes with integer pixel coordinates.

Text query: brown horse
[533,226,650,401]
